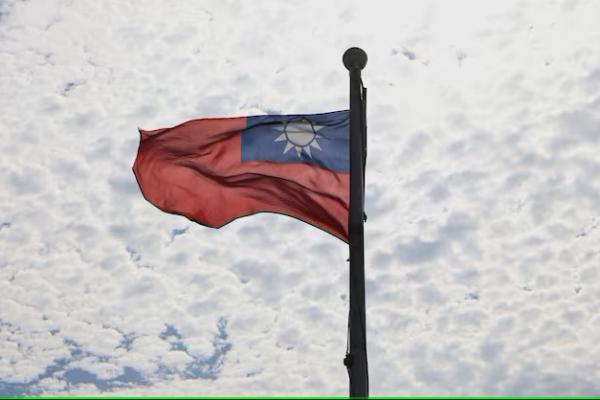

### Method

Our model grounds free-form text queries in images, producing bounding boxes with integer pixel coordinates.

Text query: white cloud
[1,0,600,396]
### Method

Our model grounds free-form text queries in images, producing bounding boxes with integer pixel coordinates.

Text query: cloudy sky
[1,0,600,396]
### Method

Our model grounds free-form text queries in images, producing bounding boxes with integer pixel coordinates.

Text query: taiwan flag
[133,110,350,242]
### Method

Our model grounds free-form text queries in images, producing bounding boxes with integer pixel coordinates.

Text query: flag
[133,110,350,241]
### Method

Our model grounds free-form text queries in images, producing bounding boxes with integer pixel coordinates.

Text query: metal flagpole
[343,47,369,398]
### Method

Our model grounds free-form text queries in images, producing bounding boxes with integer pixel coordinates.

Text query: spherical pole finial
[343,47,368,71]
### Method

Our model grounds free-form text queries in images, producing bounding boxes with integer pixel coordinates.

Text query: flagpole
[343,47,369,398]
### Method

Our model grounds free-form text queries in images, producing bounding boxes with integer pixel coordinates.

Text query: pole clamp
[343,353,354,367]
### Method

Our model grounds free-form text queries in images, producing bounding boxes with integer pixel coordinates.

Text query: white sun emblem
[274,117,324,158]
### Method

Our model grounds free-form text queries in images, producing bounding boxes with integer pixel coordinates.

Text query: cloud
[2,0,600,396]
[395,238,445,265]
[0,318,231,396]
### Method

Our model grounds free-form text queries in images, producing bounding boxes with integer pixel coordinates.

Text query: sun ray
[295,146,302,157]
[304,145,312,158]
[310,140,321,150]
[275,133,287,142]
[283,142,294,154]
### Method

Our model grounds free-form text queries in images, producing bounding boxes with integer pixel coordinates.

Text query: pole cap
[343,47,368,71]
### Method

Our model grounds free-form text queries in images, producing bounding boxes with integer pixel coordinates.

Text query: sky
[1,0,600,396]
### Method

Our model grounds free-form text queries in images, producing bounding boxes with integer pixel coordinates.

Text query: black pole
[343,47,368,398]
